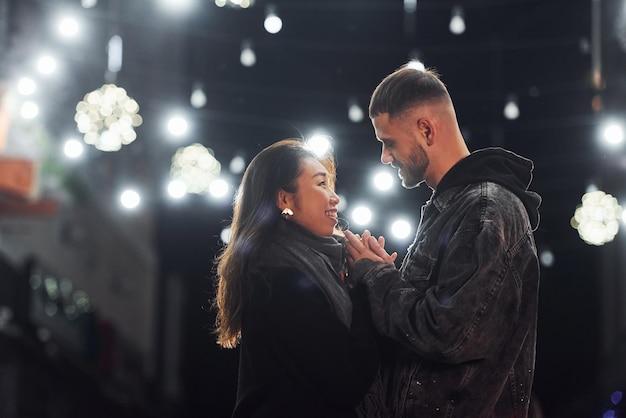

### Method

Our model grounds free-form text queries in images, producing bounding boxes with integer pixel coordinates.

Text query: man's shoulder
[441,181,521,206]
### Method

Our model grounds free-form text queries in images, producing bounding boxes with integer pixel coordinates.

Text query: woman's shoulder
[257,266,319,292]
[248,265,328,309]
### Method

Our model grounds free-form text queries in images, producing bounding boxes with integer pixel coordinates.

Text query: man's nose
[381,147,393,165]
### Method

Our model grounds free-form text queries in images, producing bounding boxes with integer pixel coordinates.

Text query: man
[344,65,541,417]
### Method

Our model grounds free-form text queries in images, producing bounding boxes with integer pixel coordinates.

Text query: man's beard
[398,141,429,189]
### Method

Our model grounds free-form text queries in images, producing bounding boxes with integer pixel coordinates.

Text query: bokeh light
[120,189,141,209]
[390,219,412,240]
[351,205,373,226]
[75,84,143,152]
[373,170,394,191]
[306,134,332,158]
[571,190,622,245]
[170,143,222,195]
[63,138,84,159]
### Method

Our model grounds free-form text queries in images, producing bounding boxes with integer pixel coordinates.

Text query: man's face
[371,112,429,189]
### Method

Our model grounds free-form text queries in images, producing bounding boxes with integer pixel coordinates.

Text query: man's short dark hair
[369,65,450,119]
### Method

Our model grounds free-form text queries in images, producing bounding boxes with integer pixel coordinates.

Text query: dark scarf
[258,218,352,327]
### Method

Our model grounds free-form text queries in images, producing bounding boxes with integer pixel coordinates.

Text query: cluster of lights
[74,84,143,152]
[215,0,254,8]
[169,143,222,195]
[8,1,625,257]
[571,189,623,246]
[29,271,92,321]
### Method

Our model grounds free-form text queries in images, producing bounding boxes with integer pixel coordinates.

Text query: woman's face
[282,157,340,237]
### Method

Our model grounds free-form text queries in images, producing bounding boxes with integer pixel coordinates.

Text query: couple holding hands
[213,65,541,418]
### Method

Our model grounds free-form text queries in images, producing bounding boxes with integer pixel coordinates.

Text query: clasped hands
[343,229,398,268]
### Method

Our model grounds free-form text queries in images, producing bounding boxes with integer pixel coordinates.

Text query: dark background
[2,0,626,417]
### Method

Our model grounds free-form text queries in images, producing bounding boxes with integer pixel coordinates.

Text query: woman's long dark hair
[213,139,335,348]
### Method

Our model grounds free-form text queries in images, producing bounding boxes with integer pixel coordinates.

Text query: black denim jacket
[353,178,540,417]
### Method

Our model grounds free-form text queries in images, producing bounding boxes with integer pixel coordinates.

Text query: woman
[213,139,380,418]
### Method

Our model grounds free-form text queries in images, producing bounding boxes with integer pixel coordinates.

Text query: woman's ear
[276,189,289,211]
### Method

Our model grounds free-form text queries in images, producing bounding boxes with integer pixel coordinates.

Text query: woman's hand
[344,230,397,267]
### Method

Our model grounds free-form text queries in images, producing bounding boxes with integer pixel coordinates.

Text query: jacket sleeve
[251,267,380,407]
[354,221,523,365]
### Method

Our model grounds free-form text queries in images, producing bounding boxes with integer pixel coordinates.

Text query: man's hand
[344,229,397,267]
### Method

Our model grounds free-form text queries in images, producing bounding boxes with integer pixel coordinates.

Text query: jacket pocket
[401,252,436,294]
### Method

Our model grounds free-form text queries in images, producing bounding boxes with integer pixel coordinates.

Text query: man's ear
[417,118,434,145]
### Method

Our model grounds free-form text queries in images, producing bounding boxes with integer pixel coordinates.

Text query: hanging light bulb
[240,41,256,67]
[264,5,282,34]
[407,59,425,71]
[403,0,417,13]
[503,94,520,120]
[107,35,123,73]
[449,6,465,35]
[347,98,364,123]
[190,84,207,109]
[602,121,625,146]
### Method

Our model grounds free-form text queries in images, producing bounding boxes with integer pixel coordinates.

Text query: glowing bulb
[190,86,206,108]
[58,17,79,37]
[450,15,465,34]
[306,135,332,157]
[220,227,231,243]
[229,156,246,174]
[17,77,36,95]
[391,219,412,240]
[36,55,57,75]
[348,102,364,123]
[449,6,465,35]
[209,178,230,199]
[63,138,84,159]
[603,123,624,145]
[167,180,187,199]
[20,101,39,119]
[373,171,394,191]
[240,44,256,67]
[120,189,140,209]
[504,99,520,120]
[264,13,282,34]
[167,116,188,136]
[352,206,373,226]
[539,249,554,268]
[407,60,425,71]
